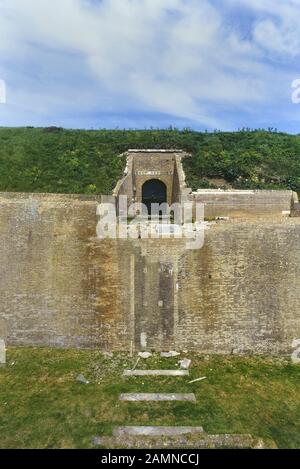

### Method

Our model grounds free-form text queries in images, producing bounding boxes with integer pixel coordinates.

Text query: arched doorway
[142,179,167,216]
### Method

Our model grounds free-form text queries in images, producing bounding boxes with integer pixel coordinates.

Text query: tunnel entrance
[142,179,167,216]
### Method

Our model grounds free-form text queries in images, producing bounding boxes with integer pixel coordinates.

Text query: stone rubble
[0,339,6,364]
[76,374,89,384]
[160,351,180,358]
[138,352,152,359]
[179,358,191,369]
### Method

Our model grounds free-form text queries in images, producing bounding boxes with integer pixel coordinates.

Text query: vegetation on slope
[0,127,300,194]
[0,348,299,449]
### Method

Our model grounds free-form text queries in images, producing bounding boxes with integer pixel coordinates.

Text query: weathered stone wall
[192,189,293,218]
[1,193,300,355]
[176,219,300,355]
[0,193,132,349]
[133,151,175,205]
[113,150,189,209]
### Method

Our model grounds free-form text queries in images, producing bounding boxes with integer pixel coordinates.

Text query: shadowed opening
[142,179,167,215]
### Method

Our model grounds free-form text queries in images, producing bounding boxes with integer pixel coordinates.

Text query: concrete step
[123,369,189,377]
[114,426,204,437]
[119,393,196,402]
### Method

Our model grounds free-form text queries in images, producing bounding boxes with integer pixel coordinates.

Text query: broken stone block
[179,358,191,369]
[138,352,152,359]
[76,374,89,384]
[291,339,300,364]
[91,436,103,446]
[160,351,180,358]
[140,333,147,348]
[0,339,6,364]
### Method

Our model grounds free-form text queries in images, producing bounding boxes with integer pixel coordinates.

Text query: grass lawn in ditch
[0,347,299,449]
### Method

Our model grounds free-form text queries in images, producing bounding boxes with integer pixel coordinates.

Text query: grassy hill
[0,127,300,194]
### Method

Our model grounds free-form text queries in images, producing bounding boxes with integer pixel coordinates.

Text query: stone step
[93,434,277,449]
[119,393,196,402]
[123,369,189,377]
[114,426,204,437]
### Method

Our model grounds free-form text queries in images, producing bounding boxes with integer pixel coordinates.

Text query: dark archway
[142,179,167,215]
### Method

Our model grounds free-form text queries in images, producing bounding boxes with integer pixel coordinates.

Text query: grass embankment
[1,127,300,195]
[0,348,299,449]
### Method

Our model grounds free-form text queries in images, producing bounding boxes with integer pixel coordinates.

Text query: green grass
[0,348,299,448]
[1,127,300,195]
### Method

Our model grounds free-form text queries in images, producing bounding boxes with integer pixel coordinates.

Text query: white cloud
[0,79,6,103]
[254,19,300,56]
[229,0,300,56]
[0,0,299,128]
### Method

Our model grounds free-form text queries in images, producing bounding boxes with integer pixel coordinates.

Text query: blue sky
[1,0,300,132]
